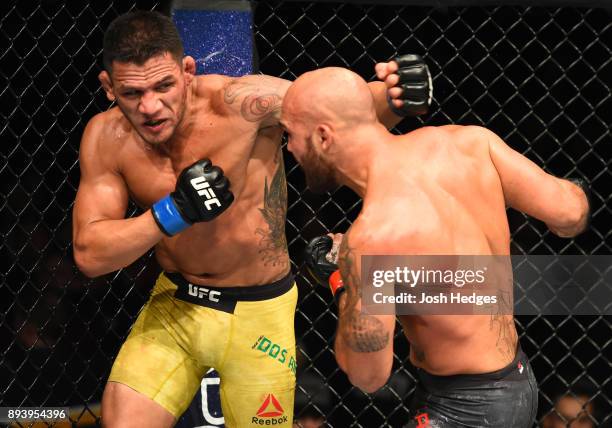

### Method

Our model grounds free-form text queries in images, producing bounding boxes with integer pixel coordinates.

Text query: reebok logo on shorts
[251,393,288,425]
[257,393,283,417]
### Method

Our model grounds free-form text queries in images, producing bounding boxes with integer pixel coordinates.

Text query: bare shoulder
[223,73,291,93]
[342,216,393,256]
[80,107,129,170]
[358,190,430,252]
[193,74,231,97]
[436,124,497,157]
[81,108,121,149]
[402,125,469,145]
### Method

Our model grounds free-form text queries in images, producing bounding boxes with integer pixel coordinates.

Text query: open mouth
[143,119,167,129]
[144,119,166,132]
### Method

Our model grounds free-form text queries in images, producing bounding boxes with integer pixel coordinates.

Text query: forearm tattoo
[338,233,390,353]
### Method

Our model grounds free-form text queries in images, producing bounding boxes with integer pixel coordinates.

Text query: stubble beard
[302,143,338,194]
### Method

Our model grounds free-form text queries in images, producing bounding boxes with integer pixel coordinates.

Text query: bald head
[284,67,378,128]
[282,68,384,194]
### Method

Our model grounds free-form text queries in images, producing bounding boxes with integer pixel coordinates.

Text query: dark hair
[103,10,184,71]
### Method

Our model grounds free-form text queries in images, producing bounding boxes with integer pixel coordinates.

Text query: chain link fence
[1,0,610,426]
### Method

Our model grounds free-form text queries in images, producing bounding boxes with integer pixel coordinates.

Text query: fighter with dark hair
[72,10,431,428]
[283,67,590,427]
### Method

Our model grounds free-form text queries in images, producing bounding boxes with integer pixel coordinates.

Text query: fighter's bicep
[486,128,566,223]
[73,120,129,231]
[223,74,291,127]
[74,173,129,226]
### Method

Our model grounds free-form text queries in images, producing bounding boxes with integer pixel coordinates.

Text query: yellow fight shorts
[108,271,297,427]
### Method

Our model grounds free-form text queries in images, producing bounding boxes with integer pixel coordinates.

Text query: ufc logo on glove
[151,158,234,236]
[190,177,222,210]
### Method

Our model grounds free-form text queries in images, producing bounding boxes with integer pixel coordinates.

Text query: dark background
[0,0,610,426]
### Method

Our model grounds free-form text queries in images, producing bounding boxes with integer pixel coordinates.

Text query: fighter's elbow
[74,251,97,278]
[565,207,588,236]
[348,369,390,393]
[555,181,590,237]
[73,241,105,278]
[340,356,392,393]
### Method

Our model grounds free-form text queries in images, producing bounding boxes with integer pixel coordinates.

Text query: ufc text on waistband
[168,271,294,314]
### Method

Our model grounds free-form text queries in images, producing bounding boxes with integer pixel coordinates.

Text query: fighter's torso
[108,75,289,286]
[360,125,517,375]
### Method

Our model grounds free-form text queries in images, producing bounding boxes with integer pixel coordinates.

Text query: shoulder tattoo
[224,79,282,122]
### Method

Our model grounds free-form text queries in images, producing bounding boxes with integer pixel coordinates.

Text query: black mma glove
[151,158,234,236]
[305,235,345,302]
[388,54,432,117]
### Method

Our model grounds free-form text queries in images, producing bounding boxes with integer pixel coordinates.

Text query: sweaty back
[365,125,511,256]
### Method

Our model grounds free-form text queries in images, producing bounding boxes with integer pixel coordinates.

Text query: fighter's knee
[101,382,175,428]
[100,399,119,428]
[100,410,120,428]
[101,385,122,428]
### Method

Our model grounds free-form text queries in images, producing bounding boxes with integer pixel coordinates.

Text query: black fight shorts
[405,347,538,427]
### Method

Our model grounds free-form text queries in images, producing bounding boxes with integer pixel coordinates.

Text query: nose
[138,91,162,116]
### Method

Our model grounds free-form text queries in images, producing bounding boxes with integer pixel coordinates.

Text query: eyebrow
[156,76,175,84]
[117,75,175,91]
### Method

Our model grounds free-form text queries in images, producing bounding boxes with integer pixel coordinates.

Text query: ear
[98,70,116,102]
[183,56,196,84]
[317,124,334,152]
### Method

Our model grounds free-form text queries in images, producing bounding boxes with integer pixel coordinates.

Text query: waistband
[417,345,529,391]
[166,271,294,314]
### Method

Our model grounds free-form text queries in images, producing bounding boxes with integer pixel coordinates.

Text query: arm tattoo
[255,147,289,267]
[338,233,390,353]
[224,79,282,122]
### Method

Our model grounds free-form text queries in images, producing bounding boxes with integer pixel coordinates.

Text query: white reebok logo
[190,177,222,210]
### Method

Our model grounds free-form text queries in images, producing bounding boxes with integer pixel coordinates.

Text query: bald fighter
[282,68,589,427]
[72,10,431,428]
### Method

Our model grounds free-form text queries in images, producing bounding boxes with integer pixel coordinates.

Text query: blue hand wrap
[151,195,191,236]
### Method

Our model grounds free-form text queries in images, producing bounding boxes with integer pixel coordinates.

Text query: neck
[176,78,199,136]
[333,122,392,198]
